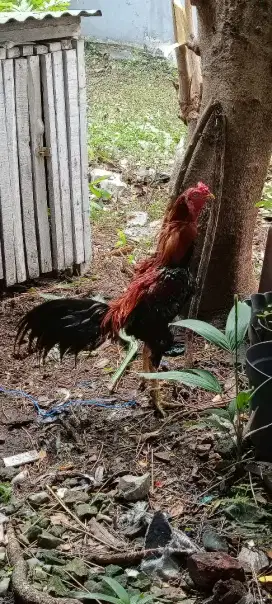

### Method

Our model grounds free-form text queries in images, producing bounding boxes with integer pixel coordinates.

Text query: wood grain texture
[63,49,84,264]
[3,59,26,283]
[28,55,52,274]
[75,39,91,265]
[51,50,73,267]
[41,53,65,271]
[15,58,39,279]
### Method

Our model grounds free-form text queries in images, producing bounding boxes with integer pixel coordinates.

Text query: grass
[86,43,185,169]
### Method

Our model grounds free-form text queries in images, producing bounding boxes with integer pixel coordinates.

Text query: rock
[136,167,156,183]
[205,579,248,604]
[63,490,89,505]
[187,552,245,589]
[37,531,63,549]
[119,473,150,501]
[90,168,127,196]
[76,503,98,520]
[33,566,48,581]
[202,529,229,553]
[28,492,50,507]
[48,575,68,597]
[124,219,162,242]
[197,443,211,460]
[0,551,6,566]
[27,558,43,570]
[12,469,29,485]
[127,211,148,227]
[215,437,236,459]
[84,579,103,592]
[50,525,66,538]
[0,467,17,481]
[104,565,123,577]
[0,577,10,595]
[238,547,269,573]
[37,517,51,530]
[26,524,42,543]
[65,558,89,580]
[37,550,65,565]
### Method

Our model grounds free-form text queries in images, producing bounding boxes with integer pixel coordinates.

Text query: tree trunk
[173,0,272,315]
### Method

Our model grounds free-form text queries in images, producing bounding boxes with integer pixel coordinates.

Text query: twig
[46,485,120,551]
[248,472,258,507]
[150,448,154,494]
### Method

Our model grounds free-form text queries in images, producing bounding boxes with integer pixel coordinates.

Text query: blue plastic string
[0,385,136,419]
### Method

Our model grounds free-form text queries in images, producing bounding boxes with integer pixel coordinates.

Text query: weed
[0,483,12,504]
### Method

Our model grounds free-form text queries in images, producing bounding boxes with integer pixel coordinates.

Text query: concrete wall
[71,0,175,46]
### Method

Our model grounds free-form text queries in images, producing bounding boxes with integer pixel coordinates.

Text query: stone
[0,551,6,566]
[65,558,89,580]
[50,525,66,538]
[75,503,98,519]
[238,547,269,573]
[202,528,229,553]
[33,566,47,581]
[63,490,89,505]
[127,211,148,227]
[0,577,10,595]
[48,575,68,597]
[119,473,150,501]
[0,467,17,481]
[84,579,103,592]
[28,492,50,507]
[37,531,63,549]
[37,517,51,530]
[26,525,42,543]
[27,558,43,570]
[187,552,245,589]
[104,565,123,577]
[90,168,127,196]
[37,550,65,565]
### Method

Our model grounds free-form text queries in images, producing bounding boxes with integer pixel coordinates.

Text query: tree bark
[172,0,272,315]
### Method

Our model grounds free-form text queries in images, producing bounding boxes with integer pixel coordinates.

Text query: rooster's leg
[142,344,165,416]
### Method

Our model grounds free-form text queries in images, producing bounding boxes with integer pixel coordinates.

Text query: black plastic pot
[246,292,272,345]
[245,341,272,461]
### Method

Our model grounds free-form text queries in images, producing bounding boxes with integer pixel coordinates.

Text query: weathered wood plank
[41,53,65,270]
[34,44,48,55]
[0,238,3,280]
[15,58,39,279]
[63,49,84,265]
[75,39,91,265]
[0,60,17,285]
[7,47,20,59]
[28,55,52,274]
[47,41,62,52]
[3,59,26,283]
[61,39,72,50]
[21,44,34,56]
[51,50,73,267]
[0,15,81,45]
[0,48,6,59]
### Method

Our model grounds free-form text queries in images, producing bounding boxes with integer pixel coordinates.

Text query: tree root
[7,526,80,604]
[86,548,164,566]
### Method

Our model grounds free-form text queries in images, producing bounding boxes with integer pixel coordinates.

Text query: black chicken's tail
[15,297,109,360]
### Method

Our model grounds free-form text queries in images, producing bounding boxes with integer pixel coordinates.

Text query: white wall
[71,0,175,46]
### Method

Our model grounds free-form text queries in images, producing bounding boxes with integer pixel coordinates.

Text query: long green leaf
[72,592,120,603]
[140,369,222,393]
[225,301,251,351]
[172,319,231,351]
[102,578,130,604]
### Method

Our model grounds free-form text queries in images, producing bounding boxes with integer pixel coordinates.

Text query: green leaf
[236,390,251,410]
[225,301,251,351]
[172,319,231,351]
[203,408,230,419]
[140,368,222,393]
[74,593,120,603]
[228,398,237,421]
[102,578,130,604]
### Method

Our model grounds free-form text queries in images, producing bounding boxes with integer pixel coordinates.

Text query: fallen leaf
[94,357,109,369]
[154,451,171,463]
[138,460,148,468]
[259,576,272,583]
[170,503,184,518]
[50,513,71,527]
[154,480,163,488]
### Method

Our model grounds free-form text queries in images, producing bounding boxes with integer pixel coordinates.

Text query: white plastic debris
[3,450,39,467]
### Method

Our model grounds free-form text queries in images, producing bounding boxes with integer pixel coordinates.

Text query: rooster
[16,182,213,413]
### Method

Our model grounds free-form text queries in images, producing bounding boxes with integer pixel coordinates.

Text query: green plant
[74,577,155,603]
[0,482,12,503]
[172,300,250,355]
[140,367,222,394]
[0,0,69,10]
[89,177,112,201]
[115,230,127,248]
[256,182,272,210]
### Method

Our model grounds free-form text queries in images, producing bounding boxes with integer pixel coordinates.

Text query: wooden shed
[0,10,101,286]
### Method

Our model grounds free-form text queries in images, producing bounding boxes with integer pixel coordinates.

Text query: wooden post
[259,226,272,293]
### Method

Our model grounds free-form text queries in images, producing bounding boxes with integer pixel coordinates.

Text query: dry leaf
[154,451,171,463]
[170,503,184,518]
[50,513,71,527]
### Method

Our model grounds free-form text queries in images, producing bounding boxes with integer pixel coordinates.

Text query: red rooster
[16,182,213,412]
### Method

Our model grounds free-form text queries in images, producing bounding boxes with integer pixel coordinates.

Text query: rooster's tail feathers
[16,297,109,360]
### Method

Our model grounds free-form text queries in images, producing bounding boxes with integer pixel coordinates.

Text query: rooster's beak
[208,193,215,200]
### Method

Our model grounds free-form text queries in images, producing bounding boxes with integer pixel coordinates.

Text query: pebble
[26,525,42,543]
[37,531,63,549]
[63,490,89,505]
[202,528,229,553]
[76,503,98,519]
[0,577,10,596]
[28,492,50,507]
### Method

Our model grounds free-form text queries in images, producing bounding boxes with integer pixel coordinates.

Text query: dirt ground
[0,45,271,604]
